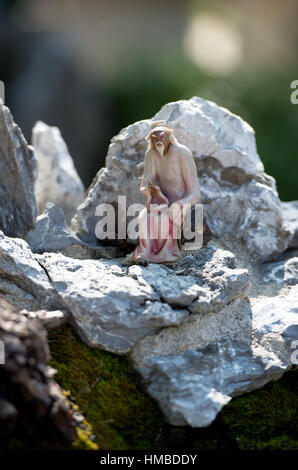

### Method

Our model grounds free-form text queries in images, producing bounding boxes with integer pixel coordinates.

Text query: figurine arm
[173,147,200,207]
[140,150,157,197]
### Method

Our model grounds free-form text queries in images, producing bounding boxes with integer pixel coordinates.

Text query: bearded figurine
[133,121,200,264]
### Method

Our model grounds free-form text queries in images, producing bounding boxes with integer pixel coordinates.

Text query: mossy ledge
[45,325,298,450]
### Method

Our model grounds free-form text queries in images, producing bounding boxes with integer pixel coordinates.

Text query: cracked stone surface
[72,96,290,261]
[37,252,189,354]
[33,121,85,224]
[128,247,250,314]
[0,231,60,310]
[261,256,298,286]
[0,104,38,237]
[133,339,289,427]
[130,286,298,427]
[36,246,249,354]
[26,203,125,260]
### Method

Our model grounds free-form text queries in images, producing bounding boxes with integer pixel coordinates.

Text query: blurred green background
[0,0,297,200]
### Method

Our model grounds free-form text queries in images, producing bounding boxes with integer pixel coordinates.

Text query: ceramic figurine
[133,121,200,263]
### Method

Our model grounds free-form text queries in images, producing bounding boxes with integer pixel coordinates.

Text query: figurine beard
[155,141,165,157]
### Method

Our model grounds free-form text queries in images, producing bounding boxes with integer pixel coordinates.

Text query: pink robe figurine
[133,121,200,264]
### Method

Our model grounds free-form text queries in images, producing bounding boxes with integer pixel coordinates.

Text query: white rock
[0,230,59,309]
[261,256,298,286]
[282,201,298,248]
[130,286,298,427]
[26,203,124,259]
[252,285,298,344]
[0,104,38,237]
[20,309,69,330]
[37,253,190,354]
[36,247,249,354]
[33,121,85,224]
[128,247,250,314]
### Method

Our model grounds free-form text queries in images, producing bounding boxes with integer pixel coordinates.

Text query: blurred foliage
[48,325,298,450]
[108,51,298,201]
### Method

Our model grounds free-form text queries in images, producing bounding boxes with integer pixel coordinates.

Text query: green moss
[219,367,298,450]
[48,325,166,450]
[49,326,298,450]
[252,434,298,450]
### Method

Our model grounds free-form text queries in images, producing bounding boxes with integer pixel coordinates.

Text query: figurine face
[150,129,170,157]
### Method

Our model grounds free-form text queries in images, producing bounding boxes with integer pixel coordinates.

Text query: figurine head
[145,121,177,157]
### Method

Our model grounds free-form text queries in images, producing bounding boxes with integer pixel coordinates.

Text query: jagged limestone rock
[36,253,189,354]
[261,256,298,286]
[26,203,124,260]
[128,247,250,314]
[72,97,290,261]
[130,285,298,427]
[0,230,59,310]
[36,247,249,354]
[33,121,85,224]
[20,308,69,330]
[282,201,298,248]
[0,104,38,237]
